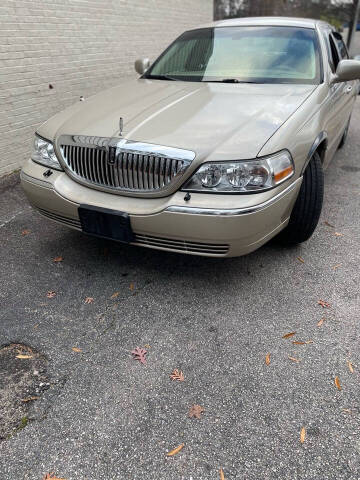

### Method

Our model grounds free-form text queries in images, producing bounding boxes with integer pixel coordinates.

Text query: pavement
[0,100,360,480]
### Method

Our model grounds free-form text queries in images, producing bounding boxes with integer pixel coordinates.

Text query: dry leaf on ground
[72,347,82,353]
[282,332,296,339]
[334,376,342,390]
[84,297,94,304]
[189,404,204,419]
[300,427,306,443]
[297,256,305,263]
[332,264,342,270]
[53,256,63,263]
[21,396,39,402]
[342,408,352,414]
[15,354,33,359]
[110,292,120,299]
[324,221,334,227]
[42,474,66,480]
[219,468,225,480]
[318,299,330,308]
[46,291,56,298]
[170,369,185,381]
[347,361,354,373]
[317,318,325,327]
[167,443,184,456]
[131,347,147,365]
[288,356,300,363]
[334,232,344,237]
[265,353,271,365]
[292,341,305,345]
[129,283,135,291]
[305,340,313,344]
[21,229,31,236]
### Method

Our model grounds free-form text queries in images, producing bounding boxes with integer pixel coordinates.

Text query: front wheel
[278,151,324,245]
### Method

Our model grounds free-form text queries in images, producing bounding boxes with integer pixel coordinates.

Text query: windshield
[144,26,321,84]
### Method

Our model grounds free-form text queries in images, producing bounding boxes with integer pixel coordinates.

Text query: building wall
[0,0,213,176]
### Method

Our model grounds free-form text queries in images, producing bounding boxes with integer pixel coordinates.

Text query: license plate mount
[78,204,134,243]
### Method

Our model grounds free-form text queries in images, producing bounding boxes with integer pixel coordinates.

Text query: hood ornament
[119,117,123,137]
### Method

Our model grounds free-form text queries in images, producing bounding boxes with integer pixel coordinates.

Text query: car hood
[41,78,317,162]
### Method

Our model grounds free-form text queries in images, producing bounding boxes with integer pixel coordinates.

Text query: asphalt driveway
[0,101,360,480]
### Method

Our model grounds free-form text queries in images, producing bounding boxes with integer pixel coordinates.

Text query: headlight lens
[31,135,63,170]
[182,151,294,193]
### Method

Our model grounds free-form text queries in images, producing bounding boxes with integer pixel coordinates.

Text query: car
[21,17,360,257]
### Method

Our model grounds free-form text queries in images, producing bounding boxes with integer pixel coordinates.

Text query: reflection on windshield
[144,26,320,85]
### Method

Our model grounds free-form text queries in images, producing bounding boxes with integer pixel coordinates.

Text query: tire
[278,151,324,245]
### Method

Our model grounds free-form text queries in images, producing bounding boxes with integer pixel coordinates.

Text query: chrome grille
[58,136,194,194]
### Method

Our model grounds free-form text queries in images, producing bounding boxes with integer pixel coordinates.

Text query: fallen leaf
[46,291,56,298]
[167,443,184,457]
[300,426,306,444]
[318,299,330,308]
[282,332,296,339]
[288,356,300,363]
[72,347,82,353]
[21,396,40,403]
[324,221,334,228]
[110,292,120,299]
[21,229,31,236]
[334,232,344,237]
[292,341,305,345]
[347,361,354,374]
[342,408,352,414]
[42,473,66,480]
[334,376,342,391]
[33,323,39,329]
[16,354,33,359]
[84,297,94,304]
[332,264,342,270]
[219,468,225,480]
[129,282,135,291]
[53,256,63,263]
[144,344,151,349]
[170,369,185,381]
[265,353,271,365]
[317,318,325,327]
[131,347,147,365]
[305,340,313,344]
[297,256,305,263]
[189,404,204,419]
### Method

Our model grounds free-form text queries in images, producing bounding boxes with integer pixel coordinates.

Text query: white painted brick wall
[0,0,213,176]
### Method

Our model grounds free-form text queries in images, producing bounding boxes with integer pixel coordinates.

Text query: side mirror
[135,58,151,75]
[331,59,360,83]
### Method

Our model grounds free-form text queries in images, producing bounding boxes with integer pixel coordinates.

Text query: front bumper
[20,160,302,257]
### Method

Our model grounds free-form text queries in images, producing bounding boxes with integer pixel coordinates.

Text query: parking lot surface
[0,101,360,480]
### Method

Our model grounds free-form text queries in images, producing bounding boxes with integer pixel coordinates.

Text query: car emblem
[107,146,116,165]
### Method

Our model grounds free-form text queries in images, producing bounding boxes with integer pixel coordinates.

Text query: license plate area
[78,205,134,243]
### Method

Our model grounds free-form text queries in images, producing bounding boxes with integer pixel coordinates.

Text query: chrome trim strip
[165,178,302,216]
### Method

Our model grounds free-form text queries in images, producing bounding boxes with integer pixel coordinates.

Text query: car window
[332,32,349,60]
[145,26,321,84]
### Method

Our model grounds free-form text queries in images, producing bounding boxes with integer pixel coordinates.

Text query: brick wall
[0,0,213,176]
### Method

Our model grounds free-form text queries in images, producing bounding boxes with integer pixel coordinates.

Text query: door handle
[345,85,353,94]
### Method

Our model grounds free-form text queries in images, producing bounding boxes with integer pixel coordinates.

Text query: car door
[323,30,355,166]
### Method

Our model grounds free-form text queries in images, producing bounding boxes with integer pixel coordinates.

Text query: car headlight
[182,151,294,193]
[31,135,63,171]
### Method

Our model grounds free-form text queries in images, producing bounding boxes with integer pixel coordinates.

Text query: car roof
[191,16,330,31]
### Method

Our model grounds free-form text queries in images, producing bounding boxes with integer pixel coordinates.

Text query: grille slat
[60,140,191,193]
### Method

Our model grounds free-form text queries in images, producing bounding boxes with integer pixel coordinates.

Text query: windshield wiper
[145,74,178,81]
[208,79,260,84]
